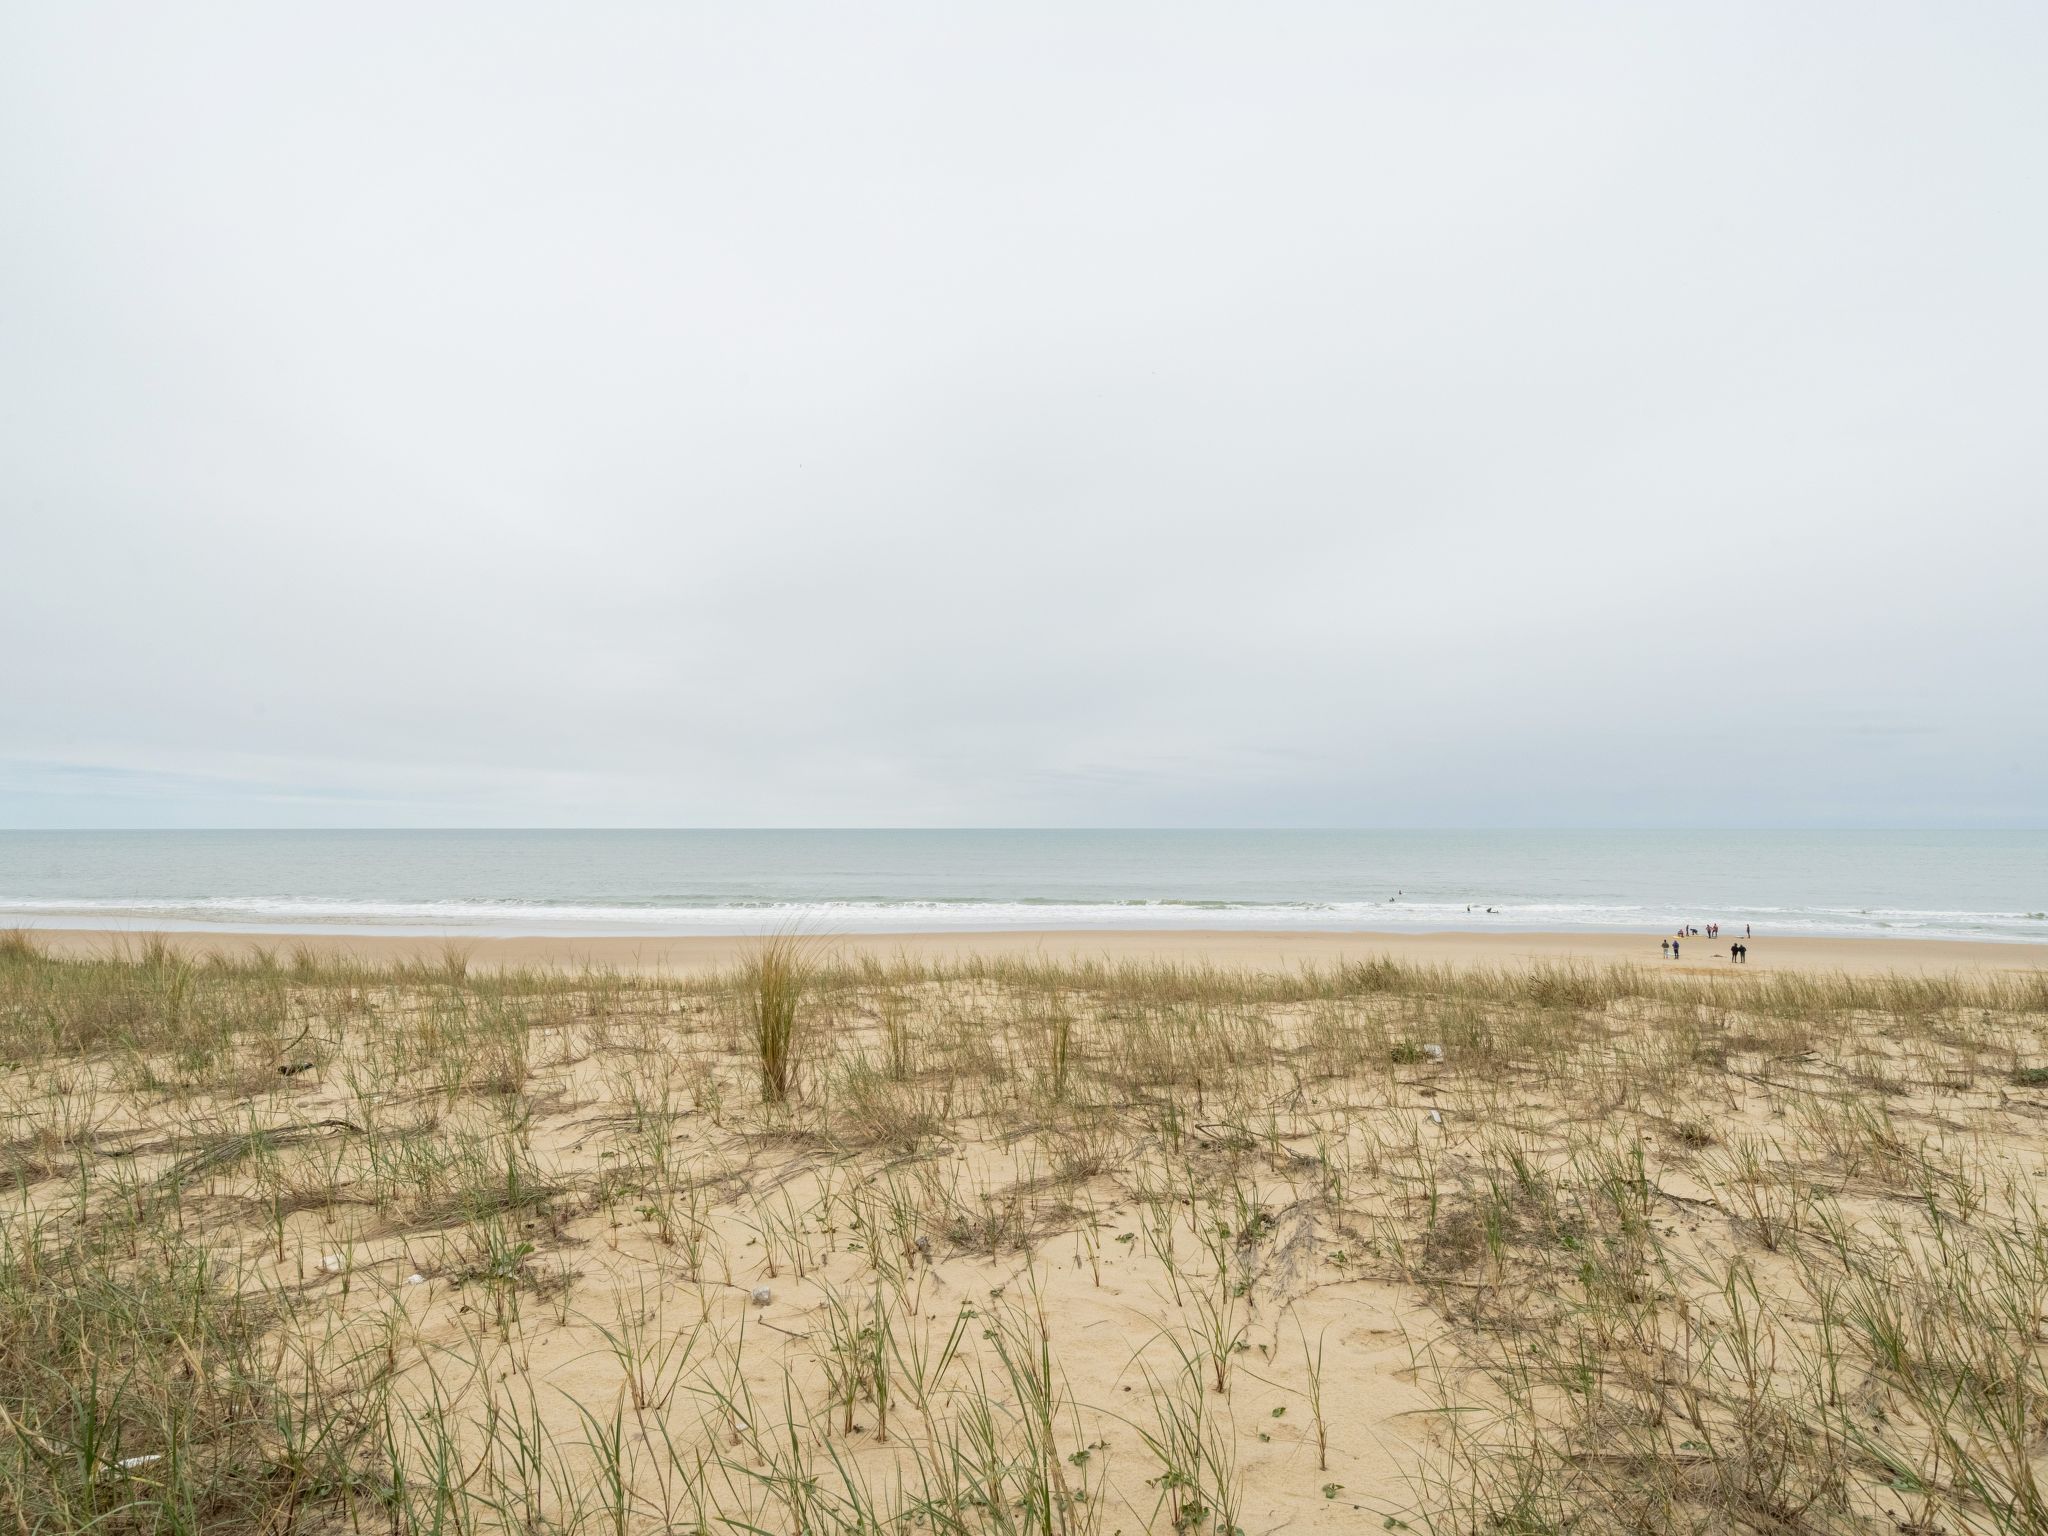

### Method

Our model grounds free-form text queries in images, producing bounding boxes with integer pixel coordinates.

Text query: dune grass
[746,933,812,1105]
[0,930,2044,1534]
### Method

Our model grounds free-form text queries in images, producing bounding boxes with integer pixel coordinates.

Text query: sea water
[0,829,2042,942]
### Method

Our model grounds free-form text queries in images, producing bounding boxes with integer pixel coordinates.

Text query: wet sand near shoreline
[21,926,2047,976]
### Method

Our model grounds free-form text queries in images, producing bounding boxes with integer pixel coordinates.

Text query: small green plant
[1300,1321,1331,1470]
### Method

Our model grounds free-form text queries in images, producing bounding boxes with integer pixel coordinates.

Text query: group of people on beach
[1662,925,1752,963]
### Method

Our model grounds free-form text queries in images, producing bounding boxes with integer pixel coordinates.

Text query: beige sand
[8,939,2045,1531]
[26,924,2048,976]
[7,933,2046,1530]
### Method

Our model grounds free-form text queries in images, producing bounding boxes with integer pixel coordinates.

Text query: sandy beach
[7,923,2046,1532]
[23,924,2047,976]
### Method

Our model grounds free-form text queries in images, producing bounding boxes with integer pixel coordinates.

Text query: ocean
[0,829,2042,943]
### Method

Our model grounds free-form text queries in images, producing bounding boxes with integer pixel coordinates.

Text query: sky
[3,3,2045,829]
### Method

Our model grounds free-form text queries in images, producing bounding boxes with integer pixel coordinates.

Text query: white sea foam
[0,894,2040,942]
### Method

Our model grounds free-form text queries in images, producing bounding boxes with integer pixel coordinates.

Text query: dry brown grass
[0,934,2044,1534]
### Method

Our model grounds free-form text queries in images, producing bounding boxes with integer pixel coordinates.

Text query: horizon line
[5,826,2044,837]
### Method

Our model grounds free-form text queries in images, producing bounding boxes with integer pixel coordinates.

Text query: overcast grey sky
[3,3,2044,829]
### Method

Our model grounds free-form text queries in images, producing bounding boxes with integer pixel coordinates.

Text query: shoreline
[18,926,2048,977]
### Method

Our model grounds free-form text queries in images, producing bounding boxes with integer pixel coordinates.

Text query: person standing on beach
[1661,938,1670,957]
[1673,939,1680,958]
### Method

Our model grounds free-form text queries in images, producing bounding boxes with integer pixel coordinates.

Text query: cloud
[2,3,2044,827]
